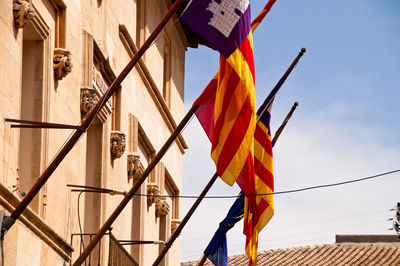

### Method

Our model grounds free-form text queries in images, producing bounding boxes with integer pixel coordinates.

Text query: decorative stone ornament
[171,219,181,233]
[147,183,160,206]
[155,197,169,217]
[110,131,126,159]
[13,0,36,28]
[127,154,142,179]
[80,88,97,116]
[54,48,73,80]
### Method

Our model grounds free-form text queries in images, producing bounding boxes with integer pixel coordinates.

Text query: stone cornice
[119,24,188,154]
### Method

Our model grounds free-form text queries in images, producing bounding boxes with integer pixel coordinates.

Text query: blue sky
[179,0,400,262]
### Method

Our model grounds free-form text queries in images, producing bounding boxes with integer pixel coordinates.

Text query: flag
[204,88,278,266]
[182,1,278,265]
[242,86,275,265]
[183,0,256,186]
[204,193,245,266]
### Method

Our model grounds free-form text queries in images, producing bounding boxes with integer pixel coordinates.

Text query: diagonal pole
[0,0,187,239]
[73,104,198,265]
[272,102,298,144]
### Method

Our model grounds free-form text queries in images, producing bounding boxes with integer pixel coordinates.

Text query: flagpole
[73,105,197,265]
[272,102,298,144]
[257,48,306,120]
[152,173,219,266]
[197,102,299,266]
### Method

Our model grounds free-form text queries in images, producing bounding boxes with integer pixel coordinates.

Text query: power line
[143,169,400,199]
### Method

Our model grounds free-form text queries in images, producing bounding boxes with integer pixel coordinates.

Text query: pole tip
[300,47,306,54]
[294,102,299,107]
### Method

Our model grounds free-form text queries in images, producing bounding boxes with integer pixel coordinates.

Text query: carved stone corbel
[13,0,36,28]
[54,48,73,80]
[147,183,160,206]
[155,197,169,217]
[80,87,97,116]
[171,219,181,233]
[127,154,142,180]
[110,131,126,159]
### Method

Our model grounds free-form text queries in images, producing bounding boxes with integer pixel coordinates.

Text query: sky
[179,0,400,263]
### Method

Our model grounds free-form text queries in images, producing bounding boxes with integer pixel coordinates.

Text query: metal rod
[1,0,187,239]
[118,240,165,245]
[67,184,115,193]
[271,102,298,145]
[152,172,219,266]
[73,104,198,265]
[5,118,84,130]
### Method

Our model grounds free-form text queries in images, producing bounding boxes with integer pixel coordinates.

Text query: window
[18,13,51,216]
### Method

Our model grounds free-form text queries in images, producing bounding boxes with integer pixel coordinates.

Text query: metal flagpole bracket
[0,211,15,240]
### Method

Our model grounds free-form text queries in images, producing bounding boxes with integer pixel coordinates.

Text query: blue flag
[204,193,245,266]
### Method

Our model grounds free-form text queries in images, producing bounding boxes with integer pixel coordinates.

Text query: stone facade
[0,0,189,265]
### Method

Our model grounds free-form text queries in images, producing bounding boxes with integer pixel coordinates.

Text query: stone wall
[0,0,188,265]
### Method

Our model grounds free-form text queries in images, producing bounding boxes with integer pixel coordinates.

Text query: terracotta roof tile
[182,242,400,266]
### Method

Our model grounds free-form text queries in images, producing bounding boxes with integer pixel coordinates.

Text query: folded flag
[204,193,245,266]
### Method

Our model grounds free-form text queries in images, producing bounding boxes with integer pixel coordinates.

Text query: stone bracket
[171,218,181,234]
[155,197,169,217]
[127,154,143,180]
[54,48,72,80]
[147,183,160,206]
[110,131,126,159]
[80,87,97,116]
[13,0,36,28]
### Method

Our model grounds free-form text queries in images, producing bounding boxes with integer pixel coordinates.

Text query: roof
[181,235,400,266]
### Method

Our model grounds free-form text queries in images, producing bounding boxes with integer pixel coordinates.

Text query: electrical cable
[142,169,400,199]
[68,169,399,199]
[77,191,87,266]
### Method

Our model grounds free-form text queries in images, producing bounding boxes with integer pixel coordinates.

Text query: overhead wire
[142,169,400,199]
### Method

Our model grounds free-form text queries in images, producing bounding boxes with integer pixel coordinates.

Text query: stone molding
[0,183,73,261]
[80,87,97,116]
[53,48,72,80]
[13,0,36,28]
[127,154,143,180]
[155,197,169,217]
[110,131,126,159]
[146,183,160,206]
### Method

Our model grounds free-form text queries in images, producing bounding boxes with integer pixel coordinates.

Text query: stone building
[0,0,195,265]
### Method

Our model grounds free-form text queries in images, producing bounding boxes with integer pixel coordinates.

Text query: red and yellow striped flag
[189,1,278,264]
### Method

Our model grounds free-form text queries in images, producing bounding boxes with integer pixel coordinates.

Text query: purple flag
[181,0,251,58]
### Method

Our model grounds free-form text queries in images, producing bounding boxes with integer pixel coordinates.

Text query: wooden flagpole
[153,173,219,266]
[197,101,300,266]
[272,102,298,144]
[1,0,187,241]
[73,104,198,265]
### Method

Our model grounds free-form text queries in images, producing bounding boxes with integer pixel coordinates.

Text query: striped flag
[182,1,278,265]
[182,0,256,187]
[241,87,275,265]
